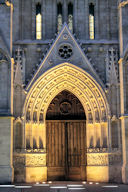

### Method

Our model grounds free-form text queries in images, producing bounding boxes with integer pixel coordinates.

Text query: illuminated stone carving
[87,153,108,166]
[26,154,46,166]
[60,101,72,115]
[21,63,111,182]
[118,0,128,8]
[87,152,122,166]
[14,153,46,166]
[24,63,109,124]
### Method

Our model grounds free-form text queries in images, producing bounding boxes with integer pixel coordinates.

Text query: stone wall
[0,3,10,51]
[13,149,122,183]
[12,0,118,41]
[14,152,47,183]
[0,117,14,184]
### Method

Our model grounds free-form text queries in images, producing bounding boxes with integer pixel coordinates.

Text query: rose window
[58,44,73,59]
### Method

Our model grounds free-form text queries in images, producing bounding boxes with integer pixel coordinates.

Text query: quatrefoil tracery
[58,44,73,59]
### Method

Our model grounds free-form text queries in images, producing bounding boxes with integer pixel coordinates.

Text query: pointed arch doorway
[46,90,86,181]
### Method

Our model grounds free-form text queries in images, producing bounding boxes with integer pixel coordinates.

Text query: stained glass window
[68,3,73,33]
[36,3,42,40]
[89,3,95,40]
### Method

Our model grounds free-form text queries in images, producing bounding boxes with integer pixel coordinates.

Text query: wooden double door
[46,120,86,181]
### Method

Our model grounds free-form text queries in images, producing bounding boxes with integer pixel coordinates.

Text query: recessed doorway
[46,90,86,181]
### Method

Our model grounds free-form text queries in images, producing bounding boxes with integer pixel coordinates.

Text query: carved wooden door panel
[46,120,86,181]
[46,120,65,181]
[66,121,86,181]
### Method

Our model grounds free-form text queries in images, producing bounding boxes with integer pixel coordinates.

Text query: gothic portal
[0,0,128,184]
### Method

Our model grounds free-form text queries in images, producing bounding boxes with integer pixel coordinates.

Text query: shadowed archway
[46,90,86,181]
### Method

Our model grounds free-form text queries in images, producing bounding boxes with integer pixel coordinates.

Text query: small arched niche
[14,121,23,151]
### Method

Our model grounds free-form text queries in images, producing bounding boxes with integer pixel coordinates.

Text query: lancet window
[89,3,95,39]
[36,3,42,39]
[57,3,63,33]
[68,3,73,33]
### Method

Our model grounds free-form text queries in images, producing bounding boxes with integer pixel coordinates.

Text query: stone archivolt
[24,63,109,124]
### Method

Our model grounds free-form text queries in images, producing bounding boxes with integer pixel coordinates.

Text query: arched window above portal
[57,3,63,33]
[36,3,42,40]
[89,3,95,40]
[68,2,73,33]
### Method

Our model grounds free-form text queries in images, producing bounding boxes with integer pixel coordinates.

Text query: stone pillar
[118,0,128,183]
[119,57,128,184]
[42,0,46,39]
[120,115,128,183]
[0,117,14,184]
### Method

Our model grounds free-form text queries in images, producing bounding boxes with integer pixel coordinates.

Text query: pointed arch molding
[24,63,109,123]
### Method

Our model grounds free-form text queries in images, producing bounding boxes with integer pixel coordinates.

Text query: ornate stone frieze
[25,148,46,153]
[26,154,46,166]
[87,153,108,166]
[87,147,120,153]
[87,148,108,153]
[87,150,122,166]
[14,152,46,167]
[13,149,121,168]
[86,147,121,166]
[106,47,119,85]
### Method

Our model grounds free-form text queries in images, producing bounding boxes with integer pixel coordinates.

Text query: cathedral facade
[0,0,128,184]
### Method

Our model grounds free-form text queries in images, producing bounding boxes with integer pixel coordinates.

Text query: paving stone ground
[0,182,128,192]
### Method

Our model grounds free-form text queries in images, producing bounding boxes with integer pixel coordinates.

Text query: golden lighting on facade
[89,15,94,40]
[36,13,42,40]
[15,63,109,183]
